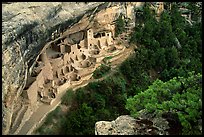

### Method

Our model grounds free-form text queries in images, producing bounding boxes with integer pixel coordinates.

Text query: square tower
[87,29,93,50]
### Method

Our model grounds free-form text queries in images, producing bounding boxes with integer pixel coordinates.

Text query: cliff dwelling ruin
[21,2,142,106]
[22,27,124,105]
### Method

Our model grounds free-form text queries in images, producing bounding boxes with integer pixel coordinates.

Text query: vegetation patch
[115,13,125,37]
[92,64,111,79]
[103,56,113,64]
[126,72,202,135]
[61,89,75,106]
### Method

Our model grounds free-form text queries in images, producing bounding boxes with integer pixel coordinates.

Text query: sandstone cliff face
[2,2,105,134]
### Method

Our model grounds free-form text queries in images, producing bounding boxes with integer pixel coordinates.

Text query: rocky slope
[2,2,106,134]
[95,115,170,135]
[95,109,179,135]
[95,109,186,135]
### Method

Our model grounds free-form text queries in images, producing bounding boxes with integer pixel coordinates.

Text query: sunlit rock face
[95,114,170,135]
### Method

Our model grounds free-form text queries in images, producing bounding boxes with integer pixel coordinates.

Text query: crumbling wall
[26,81,38,106]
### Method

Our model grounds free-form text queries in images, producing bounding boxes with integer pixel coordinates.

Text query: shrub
[115,13,125,37]
[61,89,75,106]
[93,64,111,79]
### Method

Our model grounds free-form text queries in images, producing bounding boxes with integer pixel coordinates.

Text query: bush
[93,64,111,79]
[62,103,97,135]
[61,89,75,106]
[103,56,113,64]
[115,13,125,37]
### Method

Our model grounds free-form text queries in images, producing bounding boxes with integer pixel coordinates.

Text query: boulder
[95,114,170,135]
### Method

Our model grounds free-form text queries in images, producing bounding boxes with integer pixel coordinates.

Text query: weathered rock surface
[2,2,105,135]
[95,114,170,135]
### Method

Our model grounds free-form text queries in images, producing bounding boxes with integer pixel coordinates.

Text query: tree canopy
[126,72,202,135]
